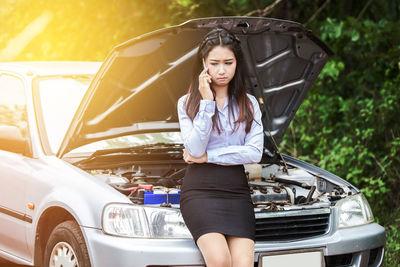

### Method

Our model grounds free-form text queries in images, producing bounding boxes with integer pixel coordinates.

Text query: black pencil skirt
[180,163,255,242]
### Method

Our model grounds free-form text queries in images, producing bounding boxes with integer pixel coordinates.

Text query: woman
[177,27,263,267]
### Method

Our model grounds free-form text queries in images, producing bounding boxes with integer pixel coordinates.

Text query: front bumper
[83,221,385,267]
[83,227,204,267]
[255,222,385,267]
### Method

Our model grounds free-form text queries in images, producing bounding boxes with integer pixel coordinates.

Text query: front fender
[24,156,131,251]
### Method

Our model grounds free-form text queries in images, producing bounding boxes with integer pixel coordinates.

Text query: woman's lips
[216,77,227,81]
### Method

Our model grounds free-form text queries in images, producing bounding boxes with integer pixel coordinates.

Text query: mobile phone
[202,58,207,70]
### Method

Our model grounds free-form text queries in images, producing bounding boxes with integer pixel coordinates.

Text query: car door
[0,73,32,260]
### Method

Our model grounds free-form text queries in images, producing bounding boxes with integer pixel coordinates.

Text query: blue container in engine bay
[143,188,181,205]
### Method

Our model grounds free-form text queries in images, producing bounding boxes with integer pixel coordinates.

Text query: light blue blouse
[177,94,264,165]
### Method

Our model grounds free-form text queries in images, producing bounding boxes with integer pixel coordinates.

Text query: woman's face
[205,45,237,87]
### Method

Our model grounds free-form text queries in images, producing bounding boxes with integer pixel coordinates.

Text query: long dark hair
[185,27,254,134]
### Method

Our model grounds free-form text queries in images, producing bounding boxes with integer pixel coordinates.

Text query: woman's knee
[206,253,231,267]
[231,254,253,267]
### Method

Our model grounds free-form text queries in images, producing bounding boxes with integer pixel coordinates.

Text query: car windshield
[36,76,183,155]
[36,75,93,154]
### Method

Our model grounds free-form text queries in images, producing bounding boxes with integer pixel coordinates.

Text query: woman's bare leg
[226,236,254,267]
[197,232,232,267]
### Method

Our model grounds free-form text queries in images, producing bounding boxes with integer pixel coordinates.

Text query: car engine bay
[88,161,354,211]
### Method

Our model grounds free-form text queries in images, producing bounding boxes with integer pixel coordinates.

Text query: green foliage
[281,16,400,266]
[386,221,400,265]
[381,206,400,266]
[0,0,176,61]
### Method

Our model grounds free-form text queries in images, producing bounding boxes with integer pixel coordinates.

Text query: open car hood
[58,17,332,157]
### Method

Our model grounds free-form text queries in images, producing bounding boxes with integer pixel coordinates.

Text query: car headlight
[102,204,192,239]
[102,204,150,237]
[336,193,374,228]
[144,207,192,238]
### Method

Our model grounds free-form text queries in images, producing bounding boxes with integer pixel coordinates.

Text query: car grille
[255,208,330,241]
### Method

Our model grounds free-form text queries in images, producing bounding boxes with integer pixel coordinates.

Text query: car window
[36,76,93,154]
[0,74,29,139]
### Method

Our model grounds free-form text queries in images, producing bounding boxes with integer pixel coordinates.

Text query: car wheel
[43,220,91,267]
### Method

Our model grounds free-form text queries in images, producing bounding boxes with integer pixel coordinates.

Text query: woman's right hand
[198,67,214,100]
[183,149,207,164]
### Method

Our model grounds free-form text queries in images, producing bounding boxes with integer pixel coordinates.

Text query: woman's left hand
[183,149,207,164]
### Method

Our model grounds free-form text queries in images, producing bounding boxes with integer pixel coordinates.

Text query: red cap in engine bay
[128,184,153,194]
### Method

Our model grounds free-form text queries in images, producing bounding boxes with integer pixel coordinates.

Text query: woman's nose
[218,64,225,74]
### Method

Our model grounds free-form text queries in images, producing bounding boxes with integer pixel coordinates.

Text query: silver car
[0,17,385,267]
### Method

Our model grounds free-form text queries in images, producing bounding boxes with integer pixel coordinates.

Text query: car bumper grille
[255,208,330,241]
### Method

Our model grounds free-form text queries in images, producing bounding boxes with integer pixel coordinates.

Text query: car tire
[43,220,91,267]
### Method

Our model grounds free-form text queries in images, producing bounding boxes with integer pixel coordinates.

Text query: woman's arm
[177,95,215,157]
[206,96,264,165]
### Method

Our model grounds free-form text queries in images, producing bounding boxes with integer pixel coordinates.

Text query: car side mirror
[0,125,28,154]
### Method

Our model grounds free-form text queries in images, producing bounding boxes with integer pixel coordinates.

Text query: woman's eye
[225,62,233,65]
[210,63,217,66]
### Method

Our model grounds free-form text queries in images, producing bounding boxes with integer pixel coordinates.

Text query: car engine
[89,162,353,210]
